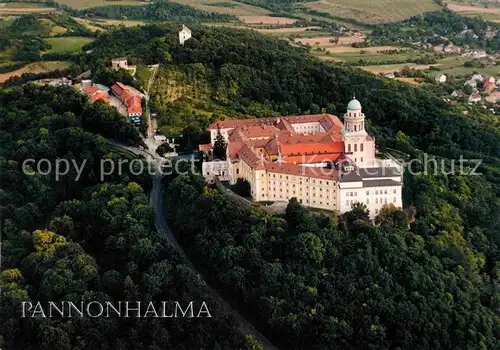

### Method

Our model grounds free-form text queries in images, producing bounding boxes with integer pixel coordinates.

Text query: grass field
[0,2,57,14]
[238,15,297,24]
[359,63,440,74]
[44,37,95,54]
[447,3,500,21]
[303,0,440,24]
[52,0,146,10]
[0,61,71,83]
[171,0,269,16]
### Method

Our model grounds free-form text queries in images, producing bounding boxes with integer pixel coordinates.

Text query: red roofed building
[111,82,143,117]
[202,97,402,217]
[83,84,110,104]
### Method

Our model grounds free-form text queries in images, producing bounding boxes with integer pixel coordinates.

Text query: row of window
[346,197,397,206]
[347,143,364,153]
[346,189,397,197]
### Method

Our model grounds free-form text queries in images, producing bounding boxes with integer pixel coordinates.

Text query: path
[145,64,160,138]
[109,141,278,350]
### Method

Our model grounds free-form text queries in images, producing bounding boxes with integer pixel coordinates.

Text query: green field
[303,0,441,24]
[0,60,71,83]
[44,36,94,54]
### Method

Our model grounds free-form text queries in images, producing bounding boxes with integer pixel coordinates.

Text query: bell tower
[343,95,366,135]
[342,96,374,167]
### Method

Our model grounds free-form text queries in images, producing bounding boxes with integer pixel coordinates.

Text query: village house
[483,80,496,93]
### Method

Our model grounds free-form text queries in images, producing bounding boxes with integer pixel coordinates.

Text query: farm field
[238,15,297,24]
[435,56,500,76]
[295,34,366,47]
[0,61,71,83]
[0,2,57,14]
[52,0,146,10]
[303,0,440,24]
[447,3,500,21]
[171,0,269,16]
[359,63,440,74]
[44,37,95,54]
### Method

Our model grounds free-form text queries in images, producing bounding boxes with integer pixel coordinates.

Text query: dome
[347,98,362,110]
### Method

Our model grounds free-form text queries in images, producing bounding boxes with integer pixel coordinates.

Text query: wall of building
[290,122,323,134]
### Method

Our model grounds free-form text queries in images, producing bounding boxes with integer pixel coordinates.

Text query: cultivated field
[447,3,500,21]
[44,37,95,54]
[0,61,71,83]
[0,3,57,14]
[303,0,440,24]
[238,15,297,24]
[359,63,440,74]
[171,0,269,16]
[52,0,145,10]
[256,26,321,34]
[295,34,366,47]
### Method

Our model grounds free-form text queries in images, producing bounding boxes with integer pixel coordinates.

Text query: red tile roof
[280,141,345,156]
[199,144,213,151]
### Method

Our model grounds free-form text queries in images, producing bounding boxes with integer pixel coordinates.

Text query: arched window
[360,143,364,152]
[354,125,357,131]
[354,144,357,152]
[348,144,351,152]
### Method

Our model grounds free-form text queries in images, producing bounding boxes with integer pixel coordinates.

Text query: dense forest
[167,175,499,348]
[371,8,500,52]
[0,85,254,349]
[77,23,500,348]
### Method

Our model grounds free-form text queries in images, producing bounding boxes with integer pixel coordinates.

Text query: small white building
[111,57,128,70]
[435,74,447,83]
[179,25,192,46]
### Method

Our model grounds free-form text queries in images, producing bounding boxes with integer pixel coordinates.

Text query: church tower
[342,96,375,167]
[343,96,367,135]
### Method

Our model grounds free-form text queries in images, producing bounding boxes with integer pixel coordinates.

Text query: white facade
[179,25,192,46]
[203,160,230,183]
[204,98,404,218]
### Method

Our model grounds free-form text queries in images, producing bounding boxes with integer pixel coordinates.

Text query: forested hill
[80,23,500,348]
[0,85,252,349]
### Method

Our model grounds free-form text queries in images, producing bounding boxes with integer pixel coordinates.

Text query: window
[375,209,379,214]
[350,192,353,196]
[375,190,378,195]
[384,190,387,194]
[361,157,363,162]
[236,169,239,175]
[262,188,264,192]
[375,198,378,204]
[299,199,302,204]
[360,143,364,152]
[393,189,397,194]
[206,172,210,175]
[367,198,369,204]
[354,144,357,152]
[384,198,387,204]
[348,144,351,152]
[366,191,369,195]
[393,197,396,203]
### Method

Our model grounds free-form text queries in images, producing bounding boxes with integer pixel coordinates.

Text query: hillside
[79,23,500,349]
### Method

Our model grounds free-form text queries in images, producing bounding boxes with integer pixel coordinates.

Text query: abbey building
[199,98,403,217]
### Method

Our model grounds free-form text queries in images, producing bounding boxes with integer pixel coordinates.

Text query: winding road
[150,174,278,350]
[109,141,277,349]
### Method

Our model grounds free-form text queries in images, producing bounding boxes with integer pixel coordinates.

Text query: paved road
[149,174,278,350]
[108,140,278,349]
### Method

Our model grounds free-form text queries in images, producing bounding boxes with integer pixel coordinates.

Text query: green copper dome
[347,98,362,110]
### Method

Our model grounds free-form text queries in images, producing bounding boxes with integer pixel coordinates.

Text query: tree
[213,127,227,160]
